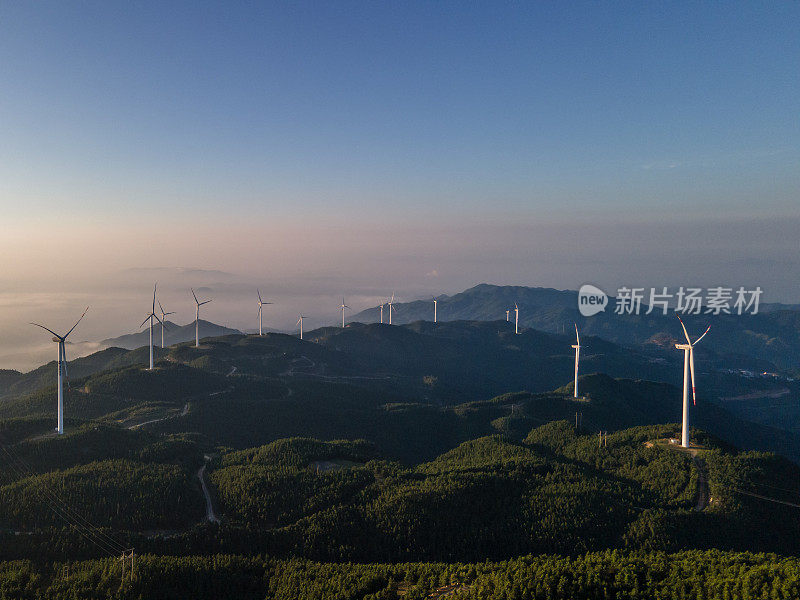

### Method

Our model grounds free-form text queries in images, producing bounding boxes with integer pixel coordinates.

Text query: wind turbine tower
[191,288,212,347]
[675,316,711,448]
[141,284,165,370]
[571,323,581,398]
[30,307,89,435]
[378,302,385,324]
[506,310,510,322]
[388,293,397,325]
[297,315,306,340]
[514,303,519,334]
[340,298,350,328]
[257,290,272,336]
[433,297,438,323]
[158,301,174,348]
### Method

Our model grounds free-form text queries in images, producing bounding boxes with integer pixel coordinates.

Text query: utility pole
[120,549,135,583]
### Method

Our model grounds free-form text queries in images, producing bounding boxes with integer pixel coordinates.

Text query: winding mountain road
[197,456,219,523]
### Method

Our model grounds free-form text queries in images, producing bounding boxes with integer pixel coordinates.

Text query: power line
[0,436,127,555]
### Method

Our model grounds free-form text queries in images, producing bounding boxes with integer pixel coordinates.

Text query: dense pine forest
[0,324,798,597]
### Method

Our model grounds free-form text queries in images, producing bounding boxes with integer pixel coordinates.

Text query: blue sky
[0,2,799,367]
[1,1,797,220]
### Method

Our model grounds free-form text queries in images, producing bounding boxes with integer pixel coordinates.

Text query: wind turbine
[257,289,272,336]
[571,323,581,398]
[514,303,519,334]
[158,301,174,348]
[140,284,165,370]
[191,288,212,347]
[297,315,306,340]
[433,297,438,323]
[388,293,398,325]
[506,310,510,322]
[340,297,350,328]
[378,302,385,324]
[675,316,711,449]
[30,307,89,435]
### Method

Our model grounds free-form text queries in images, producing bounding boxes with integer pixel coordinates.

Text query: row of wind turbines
[30,287,709,449]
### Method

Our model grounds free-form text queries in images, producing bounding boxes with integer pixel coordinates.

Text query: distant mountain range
[350,284,800,373]
[101,319,241,350]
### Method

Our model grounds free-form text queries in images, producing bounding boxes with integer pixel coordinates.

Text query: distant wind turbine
[158,301,174,348]
[141,284,165,370]
[571,323,581,398]
[506,310,510,322]
[191,288,212,347]
[257,289,272,336]
[297,315,306,340]
[675,316,711,449]
[340,297,350,328]
[378,302,385,324]
[30,307,89,435]
[388,293,398,325]
[514,303,519,334]
[433,297,438,323]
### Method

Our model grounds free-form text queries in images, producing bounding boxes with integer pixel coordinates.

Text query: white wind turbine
[340,297,350,328]
[257,289,272,336]
[676,316,711,449]
[433,297,438,323]
[514,303,519,334]
[378,301,385,324]
[158,300,175,348]
[30,307,89,435]
[191,288,212,347]
[297,315,307,340]
[387,293,398,325]
[140,284,165,370]
[571,323,581,398]
[506,310,510,322]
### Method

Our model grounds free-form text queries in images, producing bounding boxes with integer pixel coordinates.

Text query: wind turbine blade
[693,326,711,345]
[676,315,692,345]
[140,315,151,328]
[258,289,262,303]
[515,303,518,309]
[154,313,165,327]
[30,322,61,338]
[689,348,697,405]
[200,300,212,306]
[296,318,302,326]
[574,323,580,345]
[152,283,157,312]
[191,288,199,304]
[64,307,89,339]
[158,300,165,314]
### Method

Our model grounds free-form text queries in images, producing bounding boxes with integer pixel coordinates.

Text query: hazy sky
[1,2,798,370]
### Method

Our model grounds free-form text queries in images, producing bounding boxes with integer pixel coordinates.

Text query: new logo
[578,284,608,317]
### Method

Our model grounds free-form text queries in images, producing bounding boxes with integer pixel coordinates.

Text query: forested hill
[349,283,800,372]
[2,323,798,462]
[0,324,798,597]
[1,420,800,564]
